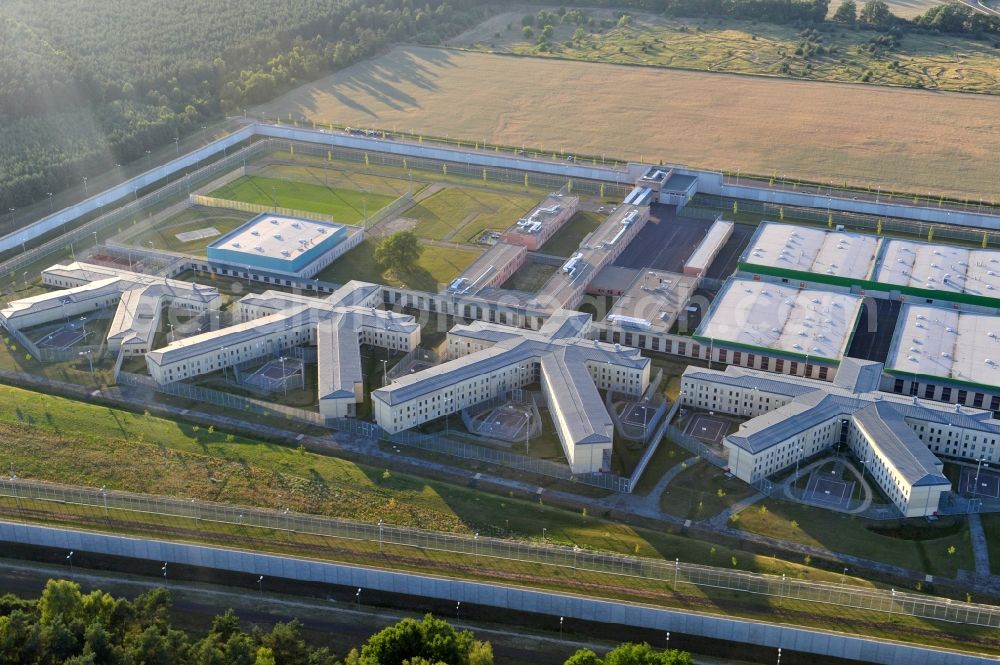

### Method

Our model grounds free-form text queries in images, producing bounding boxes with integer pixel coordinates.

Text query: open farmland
[255,45,1000,199]
[461,11,1000,95]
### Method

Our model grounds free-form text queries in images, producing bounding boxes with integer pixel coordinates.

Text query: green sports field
[210,174,397,223]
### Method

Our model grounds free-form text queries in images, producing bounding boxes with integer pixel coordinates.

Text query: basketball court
[684,413,728,446]
[804,472,855,510]
[960,466,1000,499]
[243,357,305,393]
[473,404,529,441]
[622,401,655,429]
[36,325,89,350]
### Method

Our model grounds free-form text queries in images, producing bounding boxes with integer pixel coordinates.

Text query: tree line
[0,579,692,664]
[0,0,494,213]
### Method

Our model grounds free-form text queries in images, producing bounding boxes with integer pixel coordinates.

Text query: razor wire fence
[662,424,728,468]
[1,476,998,629]
[327,416,630,493]
[117,371,323,425]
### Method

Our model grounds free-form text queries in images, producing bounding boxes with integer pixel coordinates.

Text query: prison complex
[372,311,650,474]
[0,262,221,356]
[146,281,419,418]
[681,358,1000,517]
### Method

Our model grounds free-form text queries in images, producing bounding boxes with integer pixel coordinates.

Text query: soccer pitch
[210,174,397,223]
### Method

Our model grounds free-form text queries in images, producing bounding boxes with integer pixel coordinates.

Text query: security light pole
[974,457,988,496]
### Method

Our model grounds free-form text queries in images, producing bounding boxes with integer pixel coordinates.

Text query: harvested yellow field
[255,46,1000,199]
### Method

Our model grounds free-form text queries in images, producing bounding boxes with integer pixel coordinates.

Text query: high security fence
[328,416,631,493]
[117,371,323,425]
[2,477,998,629]
[116,370,629,493]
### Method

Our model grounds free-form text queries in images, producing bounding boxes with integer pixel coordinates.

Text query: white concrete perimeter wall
[254,124,633,184]
[0,521,993,665]
[710,182,1000,230]
[2,126,256,254]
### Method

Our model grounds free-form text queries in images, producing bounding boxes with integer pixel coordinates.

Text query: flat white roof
[213,214,341,261]
[875,239,1000,298]
[697,279,862,361]
[888,304,1000,390]
[744,222,879,281]
[685,219,733,274]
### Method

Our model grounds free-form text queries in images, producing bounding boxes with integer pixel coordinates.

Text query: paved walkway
[968,512,992,576]
[705,492,766,530]
[627,456,701,517]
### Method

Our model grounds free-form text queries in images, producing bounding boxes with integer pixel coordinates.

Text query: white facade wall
[373,358,538,433]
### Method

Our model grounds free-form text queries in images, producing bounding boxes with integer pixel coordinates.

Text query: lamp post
[66,551,74,577]
[79,350,94,375]
[559,616,564,639]
[257,576,264,596]
[973,457,989,496]
[794,445,804,485]
[7,208,13,229]
[47,193,53,211]
[841,567,848,585]
[174,137,179,155]
[161,562,168,585]
[355,587,361,609]
[541,527,546,542]
[145,150,152,167]
[456,601,461,620]
[82,177,88,196]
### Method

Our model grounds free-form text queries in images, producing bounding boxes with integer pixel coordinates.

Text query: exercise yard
[404,187,540,243]
[314,239,482,292]
[124,207,255,256]
[542,210,607,258]
[683,413,728,447]
[209,174,397,224]
[960,466,1000,500]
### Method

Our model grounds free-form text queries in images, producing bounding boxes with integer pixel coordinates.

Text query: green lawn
[542,211,607,257]
[501,262,557,292]
[255,163,422,199]
[0,380,862,575]
[125,207,253,256]
[979,513,1000,576]
[210,175,396,224]
[405,188,539,242]
[660,459,758,521]
[315,239,481,291]
[736,499,975,578]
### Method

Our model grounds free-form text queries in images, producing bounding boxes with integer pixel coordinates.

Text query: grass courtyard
[660,459,757,522]
[315,239,481,292]
[124,207,254,256]
[404,187,540,243]
[209,174,396,224]
[542,211,607,257]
